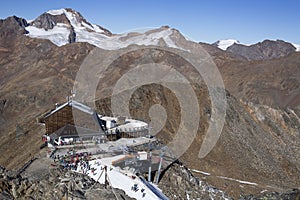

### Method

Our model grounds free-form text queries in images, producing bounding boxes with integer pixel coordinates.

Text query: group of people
[51,150,92,174]
[131,183,146,197]
[51,151,149,198]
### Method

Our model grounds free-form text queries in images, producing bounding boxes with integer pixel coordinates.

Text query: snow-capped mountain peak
[25,8,186,50]
[53,8,107,33]
[212,39,240,50]
[25,8,111,46]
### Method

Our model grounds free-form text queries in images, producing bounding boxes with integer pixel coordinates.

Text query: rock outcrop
[226,40,296,60]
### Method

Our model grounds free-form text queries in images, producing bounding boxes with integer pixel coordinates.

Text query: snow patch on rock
[214,39,240,50]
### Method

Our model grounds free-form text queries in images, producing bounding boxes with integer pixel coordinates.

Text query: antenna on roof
[66,96,70,104]
[71,89,76,98]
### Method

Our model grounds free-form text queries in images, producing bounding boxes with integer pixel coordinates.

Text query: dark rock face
[30,12,70,30]
[227,43,263,60]
[227,40,296,60]
[12,16,28,28]
[68,26,76,43]
[0,16,28,39]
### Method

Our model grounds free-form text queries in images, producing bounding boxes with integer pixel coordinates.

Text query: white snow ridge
[46,9,65,16]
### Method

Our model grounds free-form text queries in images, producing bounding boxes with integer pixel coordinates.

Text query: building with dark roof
[41,100,106,135]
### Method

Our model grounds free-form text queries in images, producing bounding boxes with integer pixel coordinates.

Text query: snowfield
[75,155,168,200]
[25,24,70,46]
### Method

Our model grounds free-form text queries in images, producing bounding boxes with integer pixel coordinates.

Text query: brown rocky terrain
[218,52,300,108]
[0,158,135,200]
[0,10,299,199]
[226,40,297,61]
[95,79,299,198]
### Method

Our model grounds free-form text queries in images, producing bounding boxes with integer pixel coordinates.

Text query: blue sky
[1,0,299,44]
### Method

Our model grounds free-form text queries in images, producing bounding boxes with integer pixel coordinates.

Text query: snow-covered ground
[214,39,240,50]
[216,176,258,186]
[189,168,211,176]
[26,26,182,50]
[190,168,259,186]
[75,155,167,200]
[47,9,65,15]
[73,27,180,50]
[25,24,70,46]
[292,43,300,51]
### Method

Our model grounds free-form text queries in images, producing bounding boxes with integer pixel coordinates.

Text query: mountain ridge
[213,38,299,51]
[3,8,299,59]
[212,39,299,60]
[227,39,297,60]
[20,8,189,51]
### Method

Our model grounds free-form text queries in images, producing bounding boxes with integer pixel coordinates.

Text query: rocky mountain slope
[219,52,300,108]
[0,9,299,199]
[227,40,297,60]
[213,39,299,60]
